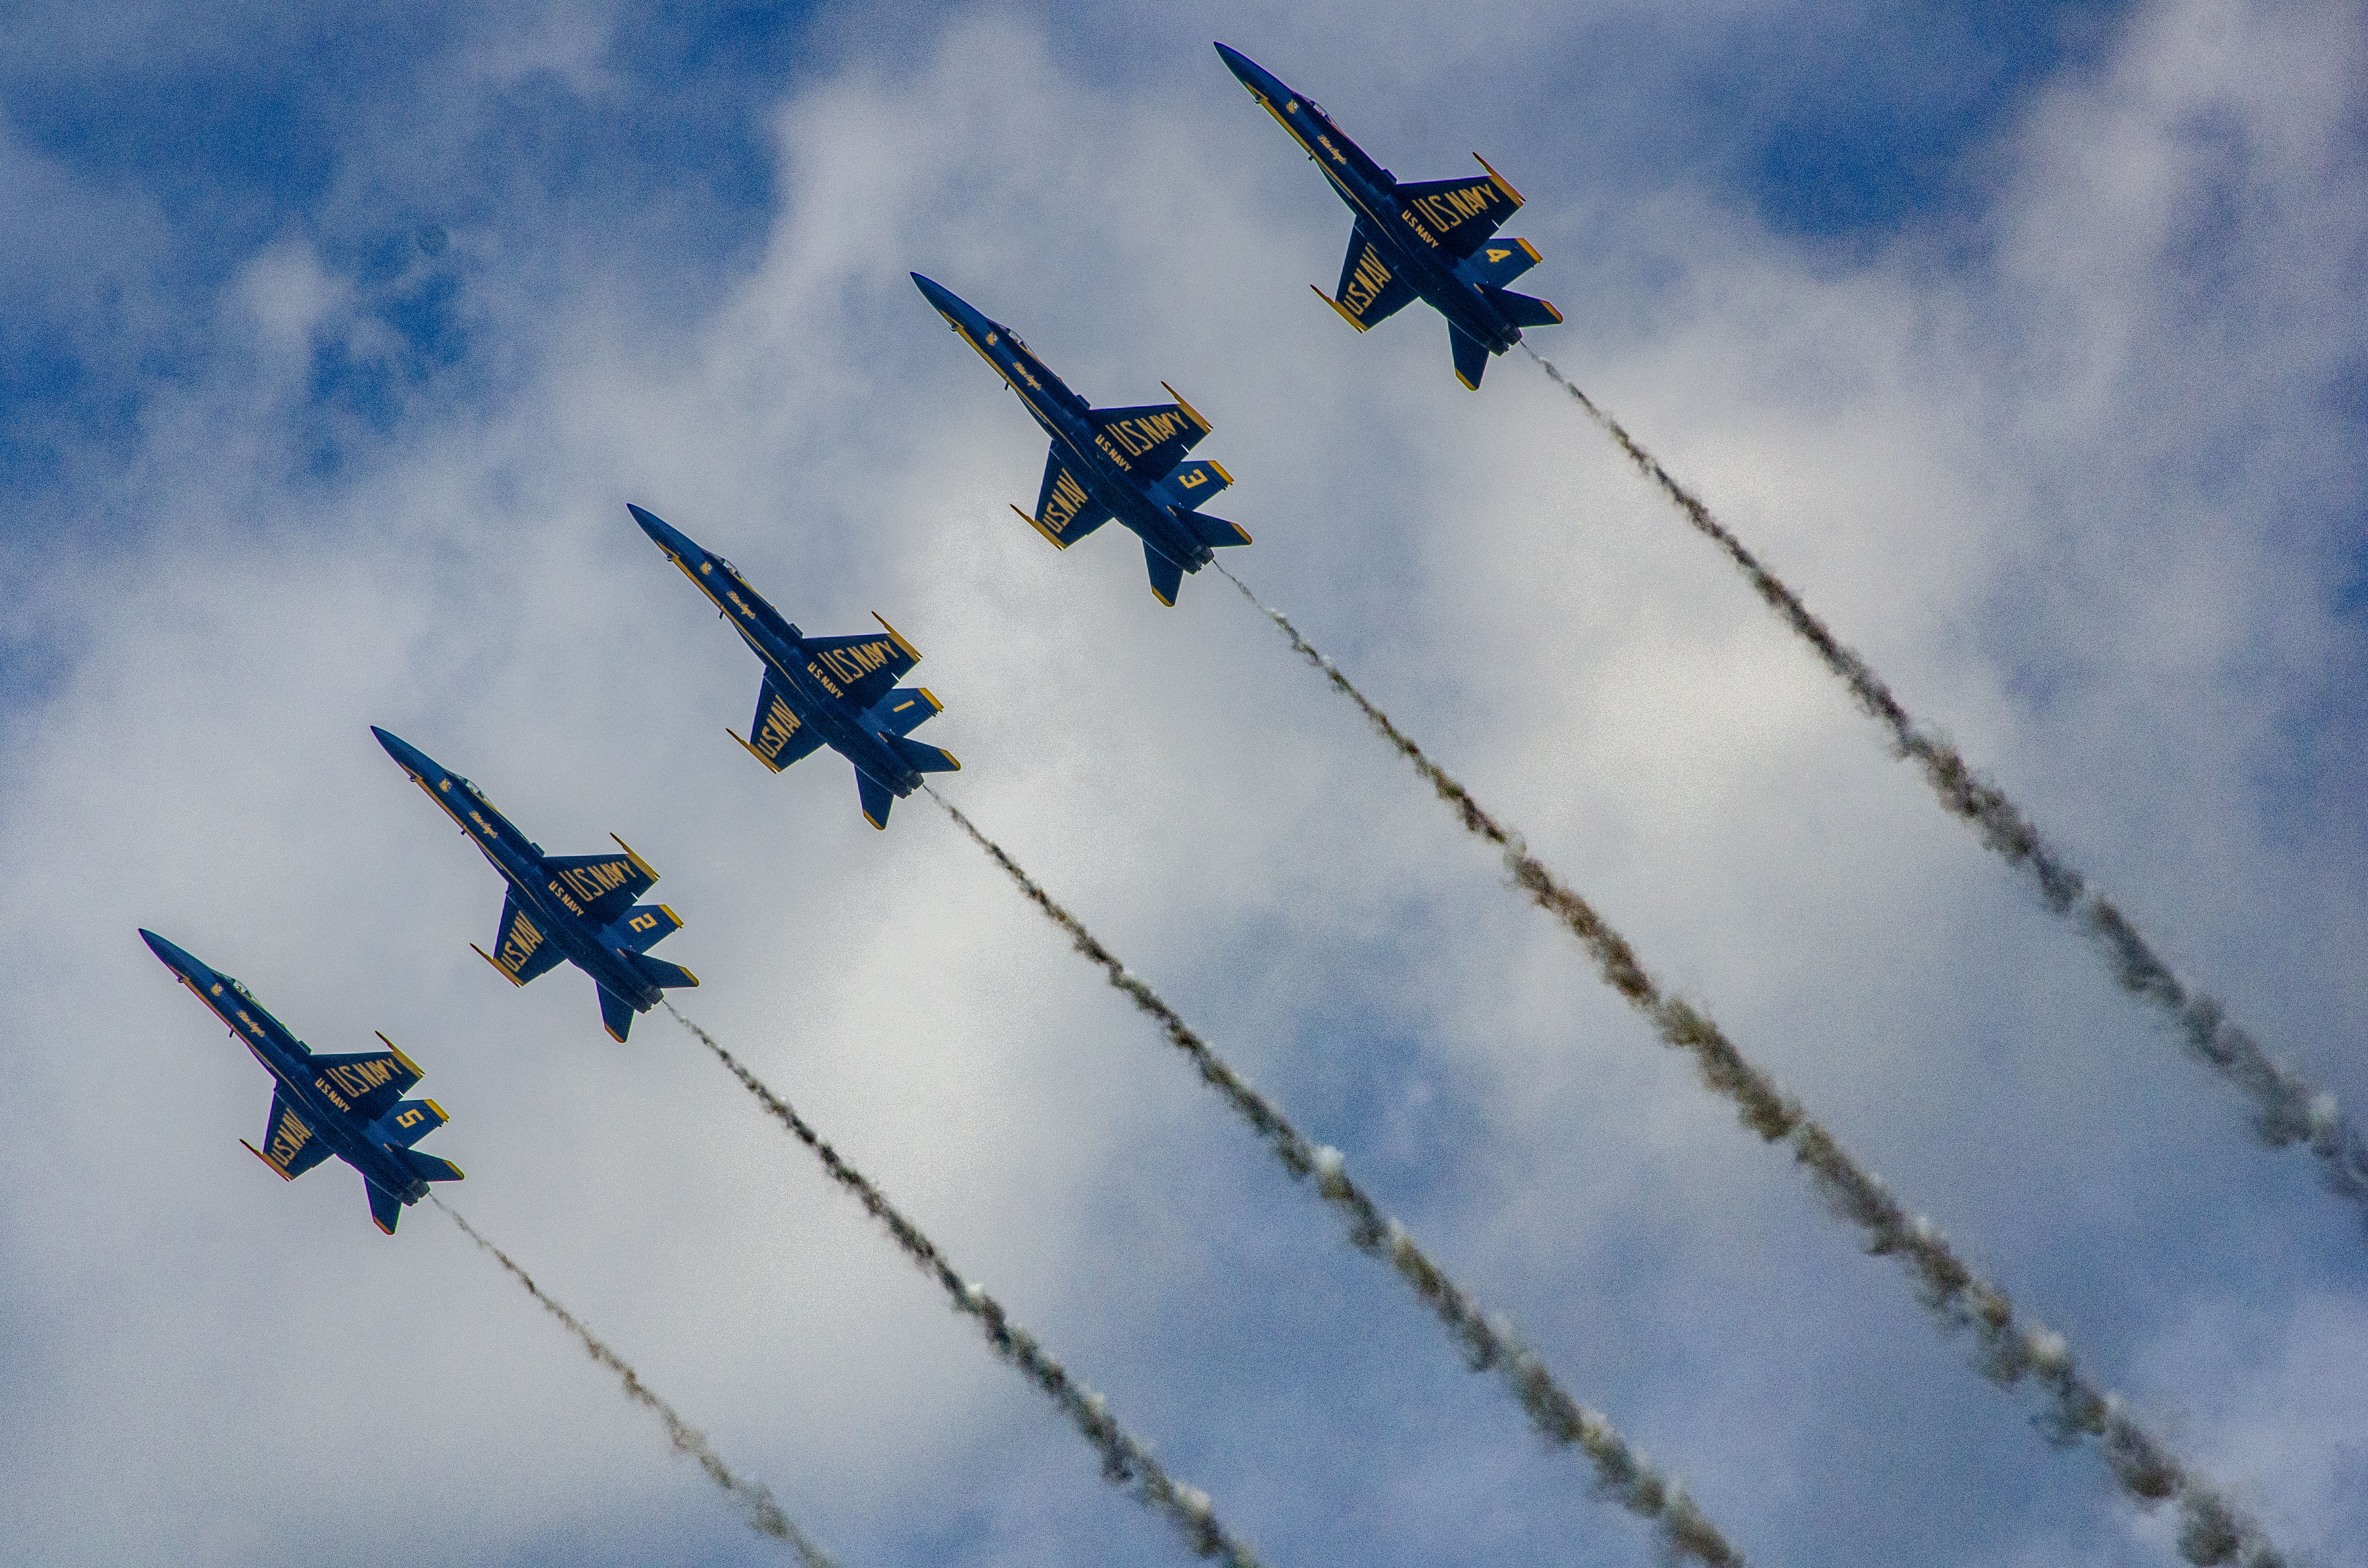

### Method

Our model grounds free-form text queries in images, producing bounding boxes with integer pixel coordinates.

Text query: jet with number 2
[1215,42,1560,390]
[139,929,463,1235]
[912,272,1250,607]
[630,504,959,830]
[372,726,697,1041]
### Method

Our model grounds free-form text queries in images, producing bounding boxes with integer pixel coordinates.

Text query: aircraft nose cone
[1212,42,1273,95]
[139,928,205,979]
[371,725,431,776]
[627,502,692,558]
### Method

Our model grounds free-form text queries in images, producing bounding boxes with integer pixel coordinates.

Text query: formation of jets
[145,43,1560,1234]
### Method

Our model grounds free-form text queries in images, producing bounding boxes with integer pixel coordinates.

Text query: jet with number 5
[631,503,958,829]
[1215,42,1560,390]
[139,929,463,1235]
[912,272,1250,606]
[372,726,697,1041]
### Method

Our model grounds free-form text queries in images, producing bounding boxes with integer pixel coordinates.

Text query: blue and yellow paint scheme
[1214,42,1561,390]
[138,929,463,1235]
[910,273,1252,606]
[630,504,959,830]
[370,726,698,1041]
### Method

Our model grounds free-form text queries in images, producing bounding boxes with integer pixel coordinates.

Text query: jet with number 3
[139,929,463,1235]
[1215,42,1560,390]
[912,272,1251,606]
[631,503,958,829]
[372,726,697,1041]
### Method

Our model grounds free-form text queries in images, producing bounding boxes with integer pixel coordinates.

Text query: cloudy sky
[4,1,2365,1563]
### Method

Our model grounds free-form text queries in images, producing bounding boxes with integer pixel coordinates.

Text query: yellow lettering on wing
[1342,245,1394,316]
[500,911,543,973]
[807,661,842,698]
[396,1107,425,1129]
[314,1077,350,1112]
[268,1111,311,1168]
[1041,467,1091,534]
[756,694,802,762]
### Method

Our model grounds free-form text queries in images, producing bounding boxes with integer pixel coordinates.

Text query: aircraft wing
[745,668,827,772]
[804,624,920,711]
[873,686,943,738]
[1397,170,1519,259]
[543,849,656,927]
[482,890,567,984]
[1325,220,1419,331]
[1028,447,1113,549]
[247,1089,334,1180]
[1085,402,1209,479]
[310,1038,425,1123]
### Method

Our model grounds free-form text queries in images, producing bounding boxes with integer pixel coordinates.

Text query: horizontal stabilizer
[1323,220,1417,331]
[1085,400,1208,478]
[744,669,827,773]
[1160,458,1232,511]
[1026,447,1112,549]
[873,686,943,737]
[483,893,565,987]
[1144,542,1187,608]
[1182,510,1252,550]
[596,984,638,1043]
[309,1037,423,1123]
[364,1179,405,1236]
[249,1088,334,1181]
[1457,236,1541,290]
[856,770,897,831]
[630,954,699,991]
[397,1147,464,1184]
[802,619,920,710]
[1399,164,1521,259]
[1489,287,1562,329]
[1449,323,1491,391]
[611,901,684,955]
[884,733,960,774]
[379,1097,449,1149]
[542,847,656,926]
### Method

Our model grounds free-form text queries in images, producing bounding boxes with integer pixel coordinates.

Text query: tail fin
[884,734,960,774]
[856,770,897,830]
[1144,542,1187,607]
[1489,287,1562,329]
[381,1097,450,1149]
[398,1147,464,1184]
[629,954,699,991]
[611,902,683,955]
[1181,510,1252,550]
[1449,324,1491,390]
[364,1179,406,1236]
[597,984,639,1042]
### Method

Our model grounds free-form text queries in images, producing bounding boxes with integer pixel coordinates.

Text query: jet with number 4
[631,503,958,829]
[372,726,697,1041]
[1215,42,1560,390]
[139,929,463,1235]
[911,272,1250,606]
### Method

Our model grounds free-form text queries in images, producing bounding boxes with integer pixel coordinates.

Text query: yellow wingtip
[1311,283,1369,332]
[872,610,922,661]
[470,943,524,988]
[1011,502,1072,550]
[1473,152,1525,207]
[1159,380,1211,432]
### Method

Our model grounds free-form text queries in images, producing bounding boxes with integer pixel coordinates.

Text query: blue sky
[3,3,2365,1566]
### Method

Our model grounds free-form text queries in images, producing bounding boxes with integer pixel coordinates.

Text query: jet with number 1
[139,929,463,1235]
[372,726,697,1041]
[630,504,959,830]
[912,272,1250,607]
[1215,42,1561,390]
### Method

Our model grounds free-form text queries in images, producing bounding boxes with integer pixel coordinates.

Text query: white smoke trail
[923,788,1744,1568]
[662,1003,1266,1568]
[1525,346,2368,1209]
[1219,565,2290,1568]
[434,1198,838,1567]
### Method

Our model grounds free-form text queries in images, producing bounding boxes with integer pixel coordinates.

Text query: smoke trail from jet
[921,789,1743,1568]
[1216,567,2288,1568]
[1524,345,2368,1209]
[662,1004,1264,1568]
[434,1199,838,1568]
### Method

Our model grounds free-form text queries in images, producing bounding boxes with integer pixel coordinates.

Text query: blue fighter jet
[912,272,1251,606]
[629,504,959,830]
[1215,42,1561,390]
[372,727,697,1041]
[139,930,463,1235]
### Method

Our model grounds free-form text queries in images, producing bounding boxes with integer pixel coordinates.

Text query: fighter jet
[1214,42,1561,390]
[139,930,463,1235]
[911,272,1251,606]
[629,505,959,830]
[372,726,697,1041]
